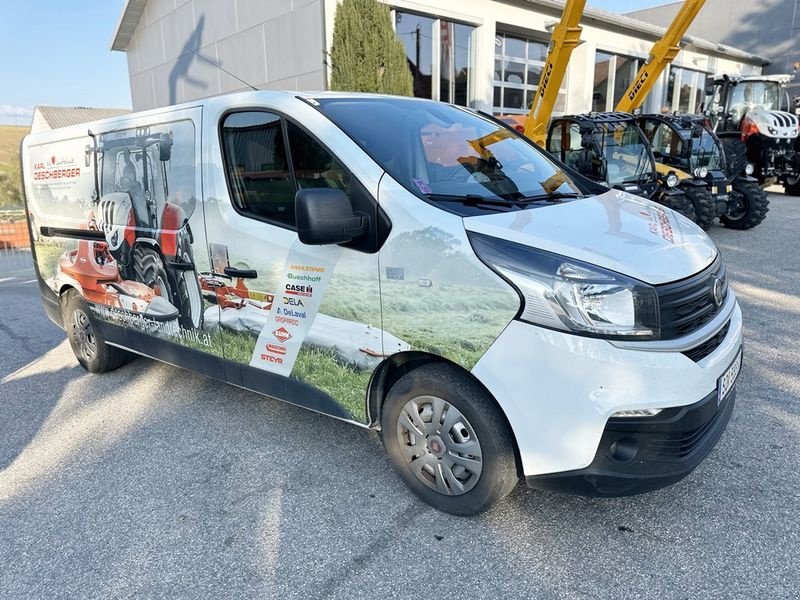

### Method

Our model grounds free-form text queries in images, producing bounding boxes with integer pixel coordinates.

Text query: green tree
[329,0,413,96]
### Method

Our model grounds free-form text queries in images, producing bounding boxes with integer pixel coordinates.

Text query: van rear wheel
[380,363,518,515]
[62,290,130,373]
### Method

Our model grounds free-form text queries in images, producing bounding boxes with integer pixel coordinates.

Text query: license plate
[717,349,742,406]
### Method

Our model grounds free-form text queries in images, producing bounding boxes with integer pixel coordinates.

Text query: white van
[21,92,742,515]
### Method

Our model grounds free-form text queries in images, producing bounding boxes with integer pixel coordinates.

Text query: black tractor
[638,113,769,229]
[703,74,800,196]
[547,112,700,222]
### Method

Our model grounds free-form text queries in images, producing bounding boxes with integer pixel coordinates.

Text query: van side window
[286,122,351,193]
[221,112,296,227]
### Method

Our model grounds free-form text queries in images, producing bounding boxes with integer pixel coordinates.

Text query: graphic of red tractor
[84,126,203,329]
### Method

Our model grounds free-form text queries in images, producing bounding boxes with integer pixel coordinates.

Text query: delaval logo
[273,327,292,343]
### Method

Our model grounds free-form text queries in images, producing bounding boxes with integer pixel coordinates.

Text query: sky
[0,0,131,125]
[0,0,674,126]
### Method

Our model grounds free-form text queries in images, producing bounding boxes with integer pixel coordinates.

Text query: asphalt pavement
[1,194,798,599]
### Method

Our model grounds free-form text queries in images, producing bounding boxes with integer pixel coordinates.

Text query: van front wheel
[380,363,518,515]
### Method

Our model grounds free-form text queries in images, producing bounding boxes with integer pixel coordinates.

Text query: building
[30,106,131,134]
[111,0,769,116]
[630,0,800,92]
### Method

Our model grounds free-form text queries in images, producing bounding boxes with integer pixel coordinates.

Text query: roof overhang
[110,0,148,52]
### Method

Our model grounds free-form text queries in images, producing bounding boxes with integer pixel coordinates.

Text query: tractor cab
[547,113,660,196]
[547,112,698,221]
[703,74,800,194]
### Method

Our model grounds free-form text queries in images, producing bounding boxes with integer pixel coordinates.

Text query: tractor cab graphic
[57,126,205,329]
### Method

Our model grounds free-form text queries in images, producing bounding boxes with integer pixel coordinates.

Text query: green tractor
[547,112,701,222]
[638,113,769,230]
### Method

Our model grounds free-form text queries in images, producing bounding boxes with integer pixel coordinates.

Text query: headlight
[469,233,660,339]
[666,173,679,188]
[693,166,708,178]
[745,163,755,175]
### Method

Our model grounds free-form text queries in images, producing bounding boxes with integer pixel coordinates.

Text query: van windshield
[315,97,581,204]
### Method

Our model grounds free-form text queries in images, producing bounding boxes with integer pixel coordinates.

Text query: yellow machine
[523,0,587,146]
[615,0,706,114]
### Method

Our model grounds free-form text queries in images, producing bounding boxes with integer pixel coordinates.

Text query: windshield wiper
[521,191,583,203]
[426,193,527,209]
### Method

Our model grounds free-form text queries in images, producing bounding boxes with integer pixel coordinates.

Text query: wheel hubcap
[396,395,483,496]
[71,309,97,363]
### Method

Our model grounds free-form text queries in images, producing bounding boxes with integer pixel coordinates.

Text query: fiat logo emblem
[712,277,725,307]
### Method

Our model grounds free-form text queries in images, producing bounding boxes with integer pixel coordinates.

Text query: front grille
[682,320,731,363]
[656,257,727,340]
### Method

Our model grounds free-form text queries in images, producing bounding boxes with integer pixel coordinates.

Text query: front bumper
[471,292,742,480]
[525,386,736,496]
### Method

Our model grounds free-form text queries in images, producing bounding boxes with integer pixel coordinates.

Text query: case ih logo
[272,327,292,343]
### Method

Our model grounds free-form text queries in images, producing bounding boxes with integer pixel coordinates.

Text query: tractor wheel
[720,179,770,230]
[721,138,748,178]
[784,178,800,196]
[132,246,173,300]
[681,186,716,230]
[169,239,204,330]
[661,192,696,223]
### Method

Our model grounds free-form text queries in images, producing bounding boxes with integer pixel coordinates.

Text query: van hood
[463,189,717,285]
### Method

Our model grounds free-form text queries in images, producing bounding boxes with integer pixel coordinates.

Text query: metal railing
[0,209,33,275]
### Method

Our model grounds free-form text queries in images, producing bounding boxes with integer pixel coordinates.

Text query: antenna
[189,47,259,92]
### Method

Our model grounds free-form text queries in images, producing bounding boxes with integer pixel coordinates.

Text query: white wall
[126,0,326,110]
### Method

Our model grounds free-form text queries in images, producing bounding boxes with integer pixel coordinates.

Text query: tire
[62,290,130,373]
[681,185,716,230]
[380,363,518,515]
[132,246,172,300]
[720,179,770,230]
[660,191,696,223]
[169,240,204,330]
[784,181,800,196]
[721,138,748,178]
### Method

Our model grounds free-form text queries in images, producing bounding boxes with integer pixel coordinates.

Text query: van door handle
[224,267,258,279]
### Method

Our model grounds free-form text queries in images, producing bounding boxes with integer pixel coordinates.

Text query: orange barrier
[0,220,31,249]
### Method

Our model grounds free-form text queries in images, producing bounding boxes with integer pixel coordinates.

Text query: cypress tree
[329,0,413,96]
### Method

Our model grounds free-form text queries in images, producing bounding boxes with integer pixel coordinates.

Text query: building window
[593,51,641,112]
[493,32,566,115]
[666,67,708,113]
[395,11,475,106]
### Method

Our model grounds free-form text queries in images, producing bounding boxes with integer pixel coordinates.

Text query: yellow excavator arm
[523,0,587,146]
[615,0,706,114]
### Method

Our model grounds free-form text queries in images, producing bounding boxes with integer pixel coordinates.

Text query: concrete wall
[630,0,800,87]
[126,0,326,110]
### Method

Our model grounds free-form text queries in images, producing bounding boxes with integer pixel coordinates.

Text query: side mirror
[704,81,716,96]
[159,136,172,162]
[295,188,368,245]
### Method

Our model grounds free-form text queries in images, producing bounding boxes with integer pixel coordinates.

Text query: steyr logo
[272,327,292,343]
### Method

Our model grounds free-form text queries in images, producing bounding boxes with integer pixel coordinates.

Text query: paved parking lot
[1,194,798,599]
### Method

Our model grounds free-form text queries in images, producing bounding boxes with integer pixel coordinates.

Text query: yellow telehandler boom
[523,0,587,146]
[615,0,706,113]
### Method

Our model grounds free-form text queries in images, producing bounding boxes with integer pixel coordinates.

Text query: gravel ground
[0,193,798,599]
